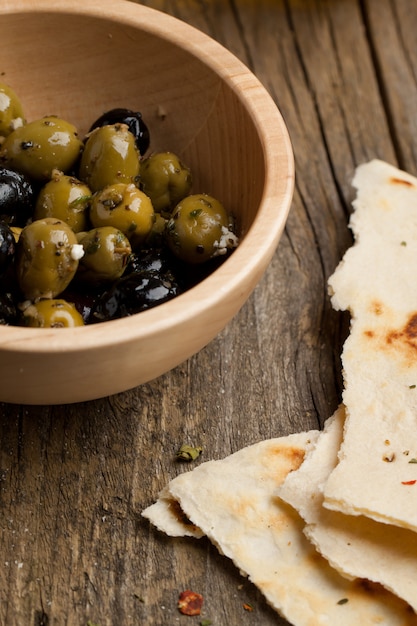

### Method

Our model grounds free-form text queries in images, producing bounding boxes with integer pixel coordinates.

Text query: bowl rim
[0,0,294,354]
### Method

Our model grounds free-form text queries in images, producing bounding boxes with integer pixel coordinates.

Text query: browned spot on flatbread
[362,301,384,338]
[363,313,417,366]
[404,313,417,339]
[369,300,384,315]
[363,330,375,338]
[386,313,417,349]
[390,176,415,188]
[264,444,306,483]
[280,445,306,472]
[386,330,399,345]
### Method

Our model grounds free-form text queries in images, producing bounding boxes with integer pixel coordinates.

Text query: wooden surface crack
[359,0,411,171]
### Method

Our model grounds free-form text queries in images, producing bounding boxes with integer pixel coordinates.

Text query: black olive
[0,220,15,276]
[59,287,100,324]
[172,255,226,290]
[91,269,180,322]
[125,247,178,277]
[0,167,34,226]
[0,291,17,325]
[125,247,224,292]
[88,108,150,156]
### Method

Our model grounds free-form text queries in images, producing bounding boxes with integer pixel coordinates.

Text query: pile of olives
[0,83,239,328]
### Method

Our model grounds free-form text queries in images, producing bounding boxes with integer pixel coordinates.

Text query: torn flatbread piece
[143,429,417,625]
[324,159,417,530]
[141,485,204,538]
[278,405,417,611]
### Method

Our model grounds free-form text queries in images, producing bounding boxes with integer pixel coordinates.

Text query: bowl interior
[2,6,265,238]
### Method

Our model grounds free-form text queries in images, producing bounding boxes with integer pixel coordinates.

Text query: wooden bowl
[0,0,294,405]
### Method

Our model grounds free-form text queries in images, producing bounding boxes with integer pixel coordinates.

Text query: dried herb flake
[69,194,91,208]
[189,208,203,218]
[176,444,203,462]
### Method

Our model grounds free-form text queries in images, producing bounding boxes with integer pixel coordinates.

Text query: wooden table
[1,1,416,624]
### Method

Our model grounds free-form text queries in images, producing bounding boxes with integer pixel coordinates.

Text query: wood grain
[1,0,416,624]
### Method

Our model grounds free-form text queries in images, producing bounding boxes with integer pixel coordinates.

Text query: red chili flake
[243,602,254,612]
[401,480,417,485]
[178,590,203,616]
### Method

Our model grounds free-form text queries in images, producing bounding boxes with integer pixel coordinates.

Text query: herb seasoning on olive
[166,193,238,264]
[89,182,154,246]
[15,218,83,300]
[34,170,92,233]
[21,298,84,328]
[0,85,240,328]
[0,116,83,181]
[79,123,140,192]
[76,227,132,286]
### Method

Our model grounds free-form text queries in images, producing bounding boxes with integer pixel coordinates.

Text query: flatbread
[324,159,417,531]
[277,405,417,611]
[142,429,417,625]
[141,485,204,538]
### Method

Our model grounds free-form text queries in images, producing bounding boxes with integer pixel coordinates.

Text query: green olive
[78,123,140,192]
[89,182,154,247]
[0,83,25,138]
[0,116,82,181]
[140,151,192,212]
[77,227,132,285]
[34,170,92,233]
[15,218,83,299]
[21,298,84,328]
[166,193,234,264]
